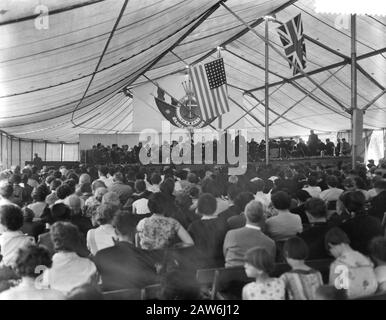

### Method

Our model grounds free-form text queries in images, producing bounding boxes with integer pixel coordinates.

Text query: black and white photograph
[0,0,386,307]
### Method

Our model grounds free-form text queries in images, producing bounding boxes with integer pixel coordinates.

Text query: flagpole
[265,17,269,165]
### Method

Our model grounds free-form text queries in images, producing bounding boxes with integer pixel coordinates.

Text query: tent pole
[351,14,361,168]
[265,18,269,165]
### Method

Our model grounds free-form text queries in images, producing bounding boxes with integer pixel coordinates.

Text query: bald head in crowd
[245,200,265,225]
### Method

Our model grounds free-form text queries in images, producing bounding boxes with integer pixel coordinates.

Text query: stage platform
[84,156,351,170]
[25,156,351,171]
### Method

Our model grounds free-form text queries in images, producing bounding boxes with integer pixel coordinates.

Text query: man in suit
[223,200,275,268]
[93,212,158,291]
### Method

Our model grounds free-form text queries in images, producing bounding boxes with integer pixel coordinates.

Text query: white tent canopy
[0,0,385,144]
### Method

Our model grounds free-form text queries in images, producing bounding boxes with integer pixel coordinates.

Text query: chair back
[102,288,142,300]
[211,266,253,300]
[141,284,162,300]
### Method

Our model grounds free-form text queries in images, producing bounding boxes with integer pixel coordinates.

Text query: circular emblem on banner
[175,95,202,127]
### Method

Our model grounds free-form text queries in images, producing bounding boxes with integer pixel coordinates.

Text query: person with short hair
[86,204,118,255]
[129,180,152,215]
[218,185,242,222]
[368,179,386,222]
[339,191,383,256]
[369,236,386,292]
[290,190,312,225]
[148,172,162,193]
[84,187,108,219]
[97,166,112,189]
[21,207,45,241]
[319,175,344,204]
[94,211,157,291]
[325,227,377,299]
[280,237,323,300]
[55,184,73,205]
[45,178,62,206]
[9,174,26,207]
[226,192,255,230]
[266,191,302,241]
[171,192,199,230]
[27,184,51,223]
[136,192,193,250]
[0,205,35,267]
[224,200,275,268]
[302,176,322,198]
[242,247,285,300]
[0,181,15,206]
[188,193,228,268]
[253,179,271,212]
[159,178,179,217]
[201,178,229,216]
[42,222,97,294]
[64,195,93,239]
[77,183,93,203]
[0,245,65,300]
[298,198,334,260]
[37,203,89,258]
[108,172,133,205]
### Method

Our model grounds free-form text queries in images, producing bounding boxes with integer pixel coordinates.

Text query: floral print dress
[136,214,181,250]
[242,278,285,300]
[329,249,378,299]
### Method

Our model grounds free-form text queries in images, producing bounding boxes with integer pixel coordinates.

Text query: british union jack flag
[277,14,306,75]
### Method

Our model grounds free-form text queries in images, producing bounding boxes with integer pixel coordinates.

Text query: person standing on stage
[33,153,43,170]
[307,130,319,156]
[325,139,335,156]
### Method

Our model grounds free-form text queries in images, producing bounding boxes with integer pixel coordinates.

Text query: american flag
[277,14,306,75]
[189,58,230,121]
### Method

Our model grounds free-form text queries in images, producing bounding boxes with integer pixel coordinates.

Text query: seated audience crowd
[0,158,385,300]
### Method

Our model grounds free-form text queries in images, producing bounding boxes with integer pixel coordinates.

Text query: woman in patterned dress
[242,247,285,300]
[280,237,324,300]
[136,192,193,250]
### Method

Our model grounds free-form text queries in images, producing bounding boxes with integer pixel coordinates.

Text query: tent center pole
[265,18,269,165]
[351,14,362,168]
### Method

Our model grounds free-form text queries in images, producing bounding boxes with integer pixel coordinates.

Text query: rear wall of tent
[0,131,79,170]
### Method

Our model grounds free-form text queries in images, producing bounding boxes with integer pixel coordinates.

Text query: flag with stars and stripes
[277,13,306,75]
[189,58,230,121]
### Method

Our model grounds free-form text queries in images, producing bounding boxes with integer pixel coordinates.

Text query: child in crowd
[242,247,285,300]
[280,237,324,300]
